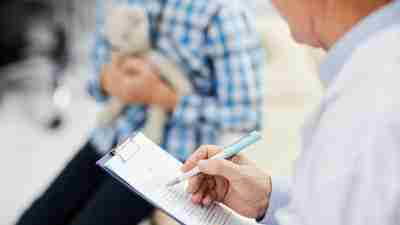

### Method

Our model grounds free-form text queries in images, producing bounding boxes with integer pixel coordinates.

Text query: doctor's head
[270,0,393,49]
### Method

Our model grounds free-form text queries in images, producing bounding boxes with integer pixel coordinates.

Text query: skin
[272,0,392,50]
[101,53,178,112]
[182,146,272,219]
[182,0,392,220]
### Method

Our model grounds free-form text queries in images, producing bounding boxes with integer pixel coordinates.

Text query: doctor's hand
[182,145,272,219]
[101,54,178,112]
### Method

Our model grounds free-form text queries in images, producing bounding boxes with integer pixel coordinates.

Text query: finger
[191,181,209,205]
[198,159,241,181]
[230,154,250,165]
[182,148,207,172]
[230,154,254,165]
[182,145,222,172]
[122,57,153,73]
[202,194,214,206]
[187,174,205,194]
[121,59,141,75]
[207,177,216,190]
[215,177,228,202]
[202,178,217,206]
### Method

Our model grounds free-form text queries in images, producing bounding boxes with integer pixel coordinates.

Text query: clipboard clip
[110,132,141,162]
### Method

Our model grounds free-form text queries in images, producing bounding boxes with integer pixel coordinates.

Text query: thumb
[198,159,241,181]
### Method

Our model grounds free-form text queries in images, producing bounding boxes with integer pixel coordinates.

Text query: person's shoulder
[353,23,400,68]
[327,64,400,135]
[362,24,400,118]
[347,24,400,119]
[348,65,400,132]
[370,72,400,128]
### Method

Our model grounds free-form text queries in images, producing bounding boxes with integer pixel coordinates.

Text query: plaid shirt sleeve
[170,6,264,132]
[87,0,111,103]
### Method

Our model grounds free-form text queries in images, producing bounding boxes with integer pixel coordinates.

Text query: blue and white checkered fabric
[88,0,265,161]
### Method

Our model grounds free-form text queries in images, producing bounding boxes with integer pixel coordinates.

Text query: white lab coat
[265,14,400,225]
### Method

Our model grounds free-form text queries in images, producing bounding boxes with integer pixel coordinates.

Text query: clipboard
[97,133,185,225]
[97,132,257,225]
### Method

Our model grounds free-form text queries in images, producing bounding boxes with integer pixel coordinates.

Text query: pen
[166,131,262,187]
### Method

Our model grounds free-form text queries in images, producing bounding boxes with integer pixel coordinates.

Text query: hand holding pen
[167,131,262,187]
[179,132,272,220]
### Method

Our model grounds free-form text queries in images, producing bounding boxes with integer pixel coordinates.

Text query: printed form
[101,133,257,225]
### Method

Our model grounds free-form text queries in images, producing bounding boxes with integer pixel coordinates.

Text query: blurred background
[0,0,324,224]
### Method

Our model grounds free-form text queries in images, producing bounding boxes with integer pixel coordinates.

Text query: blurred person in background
[182,0,400,225]
[16,0,264,225]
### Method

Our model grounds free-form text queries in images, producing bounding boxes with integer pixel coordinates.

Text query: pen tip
[166,179,179,187]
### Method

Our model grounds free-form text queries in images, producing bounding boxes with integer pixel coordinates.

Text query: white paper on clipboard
[97,133,257,225]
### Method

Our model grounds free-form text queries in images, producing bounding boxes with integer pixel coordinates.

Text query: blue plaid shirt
[88,0,265,161]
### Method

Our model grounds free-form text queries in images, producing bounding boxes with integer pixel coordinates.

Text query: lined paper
[103,133,256,225]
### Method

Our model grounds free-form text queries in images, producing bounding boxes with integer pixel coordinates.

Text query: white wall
[223,14,324,176]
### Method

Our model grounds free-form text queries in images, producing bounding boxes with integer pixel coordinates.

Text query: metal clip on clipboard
[110,133,142,162]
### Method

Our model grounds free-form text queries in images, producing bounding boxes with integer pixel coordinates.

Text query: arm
[169,7,265,132]
[88,1,176,110]
[287,110,400,225]
[339,119,400,225]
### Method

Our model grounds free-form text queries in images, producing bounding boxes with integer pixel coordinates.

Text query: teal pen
[166,131,262,187]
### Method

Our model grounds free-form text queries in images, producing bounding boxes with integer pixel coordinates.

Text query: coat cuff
[258,176,291,224]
